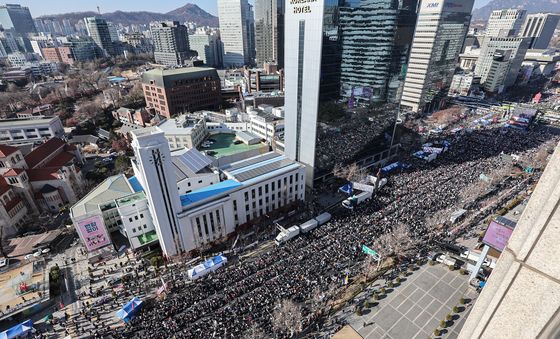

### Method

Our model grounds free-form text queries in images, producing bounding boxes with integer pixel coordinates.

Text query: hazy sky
[19,0,491,17]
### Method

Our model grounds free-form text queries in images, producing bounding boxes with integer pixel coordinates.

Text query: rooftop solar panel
[226,152,280,172]
[233,158,294,182]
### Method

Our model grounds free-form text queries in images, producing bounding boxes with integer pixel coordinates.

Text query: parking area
[342,263,478,339]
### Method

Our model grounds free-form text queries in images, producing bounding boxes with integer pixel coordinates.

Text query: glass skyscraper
[339,0,417,103]
[285,0,417,185]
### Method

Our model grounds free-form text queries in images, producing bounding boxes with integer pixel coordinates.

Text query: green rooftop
[202,133,266,158]
[137,230,158,246]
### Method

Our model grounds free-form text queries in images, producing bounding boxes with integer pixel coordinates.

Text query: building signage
[482,220,514,252]
[77,215,111,252]
[289,0,317,14]
[362,245,380,260]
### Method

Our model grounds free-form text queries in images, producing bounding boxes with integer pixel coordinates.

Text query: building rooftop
[0,145,18,157]
[71,174,134,219]
[0,116,59,128]
[141,67,219,87]
[24,138,66,168]
[201,133,265,158]
[115,191,146,207]
[222,152,302,184]
[170,148,214,182]
[157,115,203,135]
[179,179,242,207]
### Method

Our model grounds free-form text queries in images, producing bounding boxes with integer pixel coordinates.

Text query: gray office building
[400,0,474,113]
[520,13,560,49]
[85,16,115,57]
[150,21,192,66]
[190,32,223,68]
[0,4,36,34]
[254,0,284,68]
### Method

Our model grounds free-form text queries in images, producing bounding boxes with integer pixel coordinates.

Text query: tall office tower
[485,9,526,37]
[520,13,560,49]
[62,19,75,36]
[130,128,184,257]
[218,0,252,67]
[285,0,411,184]
[400,0,474,113]
[474,36,531,93]
[339,0,418,104]
[85,16,115,57]
[34,19,46,34]
[190,31,223,67]
[246,3,256,63]
[107,22,119,42]
[255,0,284,68]
[150,21,192,66]
[0,4,36,34]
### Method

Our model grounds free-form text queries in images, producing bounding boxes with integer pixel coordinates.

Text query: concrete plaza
[341,263,478,339]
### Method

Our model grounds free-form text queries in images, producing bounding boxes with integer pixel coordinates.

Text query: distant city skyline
[14,0,489,18]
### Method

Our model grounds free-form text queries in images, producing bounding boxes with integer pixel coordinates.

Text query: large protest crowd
[94,124,558,339]
[315,108,396,171]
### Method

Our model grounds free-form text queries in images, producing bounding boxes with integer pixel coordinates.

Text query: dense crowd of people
[315,108,396,171]
[99,125,558,339]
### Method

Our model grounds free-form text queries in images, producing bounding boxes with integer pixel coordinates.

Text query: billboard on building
[482,220,514,252]
[76,215,111,252]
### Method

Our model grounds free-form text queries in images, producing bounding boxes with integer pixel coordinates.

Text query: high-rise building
[189,31,223,68]
[218,0,252,67]
[284,0,412,184]
[246,3,256,63]
[0,4,36,34]
[520,13,560,49]
[400,0,474,113]
[150,21,192,66]
[485,9,526,37]
[107,22,119,42]
[339,0,418,103]
[254,0,284,68]
[85,16,115,57]
[474,36,531,93]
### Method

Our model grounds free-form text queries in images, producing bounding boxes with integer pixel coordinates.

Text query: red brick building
[141,67,222,118]
[41,46,74,65]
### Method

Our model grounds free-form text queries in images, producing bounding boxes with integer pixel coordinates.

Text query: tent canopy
[0,320,33,339]
[116,297,143,323]
[188,255,228,280]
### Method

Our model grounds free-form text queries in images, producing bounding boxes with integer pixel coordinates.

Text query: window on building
[135,216,138,220]
[129,217,132,222]
[140,213,144,218]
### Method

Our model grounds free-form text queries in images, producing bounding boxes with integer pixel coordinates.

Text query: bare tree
[242,323,267,339]
[362,256,378,278]
[333,163,367,183]
[271,299,303,337]
[373,224,417,262]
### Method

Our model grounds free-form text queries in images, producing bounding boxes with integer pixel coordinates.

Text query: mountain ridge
[36,3,218,27]
[473,0,560,21]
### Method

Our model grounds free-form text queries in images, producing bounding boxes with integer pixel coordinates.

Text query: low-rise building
[70,174,158,252]
[0,116,64,145]
[157,114,208,150]
[130,127,305,256]
[448,73,481,97]
[0,138,84,235]
[112,107,152,127]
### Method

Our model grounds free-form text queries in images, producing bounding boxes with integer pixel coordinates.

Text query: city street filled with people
[86,124,559,339]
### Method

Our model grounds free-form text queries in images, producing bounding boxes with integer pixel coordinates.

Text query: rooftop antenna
[97,6,101,14]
